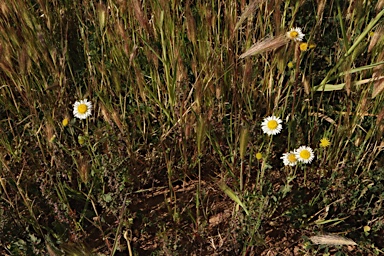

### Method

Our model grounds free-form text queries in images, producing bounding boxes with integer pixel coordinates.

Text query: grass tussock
[1,0,384,255]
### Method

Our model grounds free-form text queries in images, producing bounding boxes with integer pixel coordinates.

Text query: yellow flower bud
[299,42,308,51]
[78,136,85,145]
[62,118,69,127]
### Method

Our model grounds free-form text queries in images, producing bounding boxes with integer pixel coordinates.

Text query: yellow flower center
[287,61,294,68]
[287,153,296,163]
[300,150,310,160]
[267,120,278,130]
[289,31,298,38]
[256,152,263,160]
[77,104,88,114]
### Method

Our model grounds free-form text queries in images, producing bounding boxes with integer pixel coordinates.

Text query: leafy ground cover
[1,0,384,255]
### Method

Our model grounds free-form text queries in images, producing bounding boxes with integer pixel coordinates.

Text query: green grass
[1,0,384,255]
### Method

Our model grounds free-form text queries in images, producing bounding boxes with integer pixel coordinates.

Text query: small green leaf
[103,193,113,203]
[218,183,249,215]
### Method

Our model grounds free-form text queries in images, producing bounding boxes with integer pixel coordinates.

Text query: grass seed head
[239,35,288,58]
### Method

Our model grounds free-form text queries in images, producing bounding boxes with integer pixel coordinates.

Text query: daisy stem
[239,128,249,191]
[304,167,307,185]
[321,149,326,165]
[259,136,273,192]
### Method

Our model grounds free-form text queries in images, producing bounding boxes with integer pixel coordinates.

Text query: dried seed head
[185,2,197,45]
[132,0,150,34]
[97,3,107,31]
[376,0,384,12]
[100,103,112,125]
[302,76,310,95]
[316,0,326,26]
[239,35,288,58]
[368,25,384,52]
[111,110,124,133]
[79,160,89,183]
[309,235,356,245]
[45,121,55,144]
[234,0,267,32]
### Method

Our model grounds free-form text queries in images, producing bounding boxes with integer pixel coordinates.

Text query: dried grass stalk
[132,0,150,33]
[316,0,326,26]
[376,0,384,12]
[302,75,311,95]
[239,34,287,58]
[309,112,337,126]
[234,0,266,32]
[309,235,357,245]
[372,76,384,98]
[344,71,351,96]
[376,106,384,125]
[372,51,384,98]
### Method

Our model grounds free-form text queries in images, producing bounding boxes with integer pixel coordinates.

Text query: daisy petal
[261,116,283,135]
[295,146,315,164]
[73,99,93,120]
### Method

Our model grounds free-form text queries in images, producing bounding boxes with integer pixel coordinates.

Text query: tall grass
[1,0,384,255]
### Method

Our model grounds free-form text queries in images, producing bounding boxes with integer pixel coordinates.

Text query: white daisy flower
[73,99,93,119]
[261,116,283,135]
[286,27,305,42]
[295,146,315,164]
[281,151,297,166]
